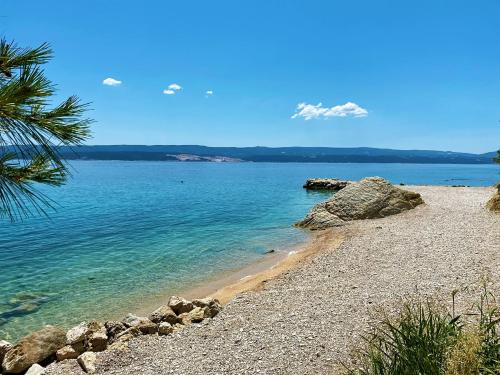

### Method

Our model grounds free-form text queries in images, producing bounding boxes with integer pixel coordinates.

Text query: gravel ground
[46,186,500,375]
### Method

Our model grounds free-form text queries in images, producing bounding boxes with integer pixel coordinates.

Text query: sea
[0,161,498,341]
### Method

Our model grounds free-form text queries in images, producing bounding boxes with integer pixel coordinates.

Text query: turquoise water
[1,161,498,341]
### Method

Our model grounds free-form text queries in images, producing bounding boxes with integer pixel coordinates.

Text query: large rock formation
[297,177,424,230]
[486,184,500,212]
[2,325,66,374]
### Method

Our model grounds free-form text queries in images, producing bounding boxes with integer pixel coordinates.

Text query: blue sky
[3,1,500,152]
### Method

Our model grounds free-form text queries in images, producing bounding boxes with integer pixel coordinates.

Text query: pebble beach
[44,185,499,374]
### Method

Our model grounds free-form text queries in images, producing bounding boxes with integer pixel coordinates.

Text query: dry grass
[444,330,482,375]
[486,192,500,212]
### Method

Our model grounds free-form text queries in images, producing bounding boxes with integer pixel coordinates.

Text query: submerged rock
[2,325,66,374]
[303,178,352,191]
[297,177,424,230]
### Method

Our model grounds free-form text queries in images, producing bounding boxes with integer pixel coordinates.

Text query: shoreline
[133,228,344,317]
[70,184,499,375]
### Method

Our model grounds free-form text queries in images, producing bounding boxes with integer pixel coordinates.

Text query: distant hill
[48,145,498,164]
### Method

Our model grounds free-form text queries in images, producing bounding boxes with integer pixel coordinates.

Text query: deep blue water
[0,161,498,340]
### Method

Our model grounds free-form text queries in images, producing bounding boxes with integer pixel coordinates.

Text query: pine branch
[0,153,65,220]
[0,38,92,221]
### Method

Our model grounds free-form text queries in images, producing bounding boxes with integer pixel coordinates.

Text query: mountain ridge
[51,145,498,164]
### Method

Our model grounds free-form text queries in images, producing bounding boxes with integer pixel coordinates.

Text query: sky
[3,0,500,153]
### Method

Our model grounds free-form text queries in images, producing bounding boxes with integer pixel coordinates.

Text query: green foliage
[494,150,500,164]
[345,288,500,375]
[475,286,500,373]
[0,38,92,220]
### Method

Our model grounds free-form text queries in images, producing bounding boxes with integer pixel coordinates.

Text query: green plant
[474,285,500,373]
[0,38,92,220]
[345,287,500,375]
[347,299,461,375]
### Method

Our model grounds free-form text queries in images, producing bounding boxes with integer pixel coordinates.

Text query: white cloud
[163,89,176,95]
[168,83,182,91]
[102,77,122,86]
[206,90,213,96]
[292,102,368,120]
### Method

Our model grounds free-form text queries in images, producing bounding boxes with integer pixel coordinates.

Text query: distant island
[53,145,497,164]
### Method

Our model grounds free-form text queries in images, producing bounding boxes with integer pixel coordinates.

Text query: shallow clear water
[0,161,498,341]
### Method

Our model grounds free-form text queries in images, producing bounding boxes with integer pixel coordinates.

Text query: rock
[45,359,85,375]
[115,327,141,340]
[108,327,141,351]
[192,297,222,318]
[104,321,127,341]
[487,184,500,212]
[85,321,107,352]
[122,314,157,334]
[2,325,66,374]
[25,363,45,375]
[56,345,79,361]
[168,296,194,314]
[66,322,89,346]
[158,322,173,335]
[77,352,97,374]
[172,323,185,333]
[0,340,12,366]
[179,307,205,324]
[107,339,130,352]
[303,178,352,191]
[297,177,424,230]
[149,305,179,325]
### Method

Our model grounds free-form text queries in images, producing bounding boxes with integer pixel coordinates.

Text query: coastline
[134,228,344,317]
[65,185,499,375]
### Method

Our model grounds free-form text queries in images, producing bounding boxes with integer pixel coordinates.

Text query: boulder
[168,296,194,315]
[303,178,352,191]
[297,177,424,230]
[2,325,66,374]
[0,340,12,366]
[104,321,127,341]
[192,297,222,318]
[179,307,205,325]
[115,327,141,340]
[149,305,179,324]
[122,314,157,334]
[158,322,173,335]
[56,345,79,361]
[66,322,88,346]
[25,363,45,375]
[85,321,107,352]
[77,352,97,374]
[108,327,142,351]
[45,359,85,375]
[487,184,500,212]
